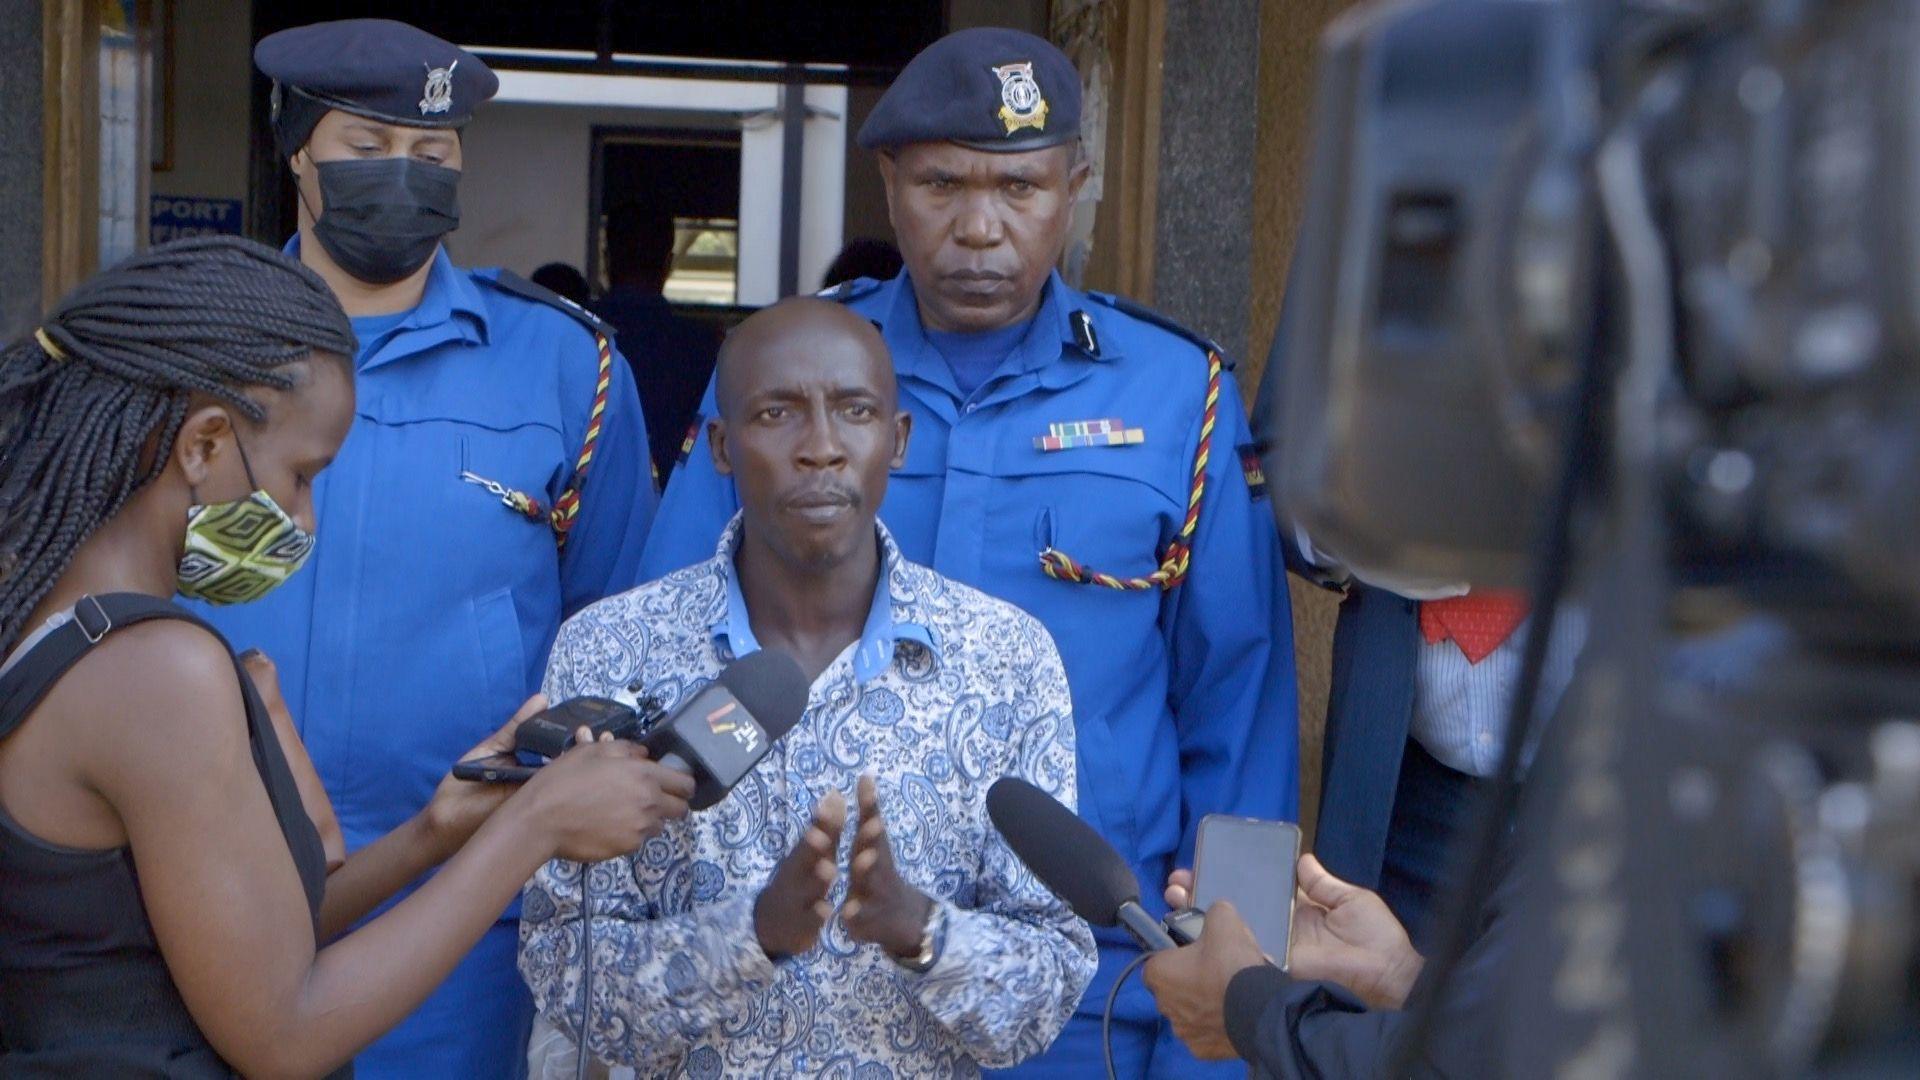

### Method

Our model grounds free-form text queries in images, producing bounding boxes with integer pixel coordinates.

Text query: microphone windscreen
[987,776,1138,927]
[717,649,809,741]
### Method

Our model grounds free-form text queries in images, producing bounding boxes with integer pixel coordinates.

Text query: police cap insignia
[992,62,1049,135]
[420,60,458,116]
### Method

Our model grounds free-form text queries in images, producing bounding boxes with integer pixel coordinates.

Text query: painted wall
[451,75,848,303]
[1251,0,1354,382]
[948,0,1049,34]
[150,0,252,204]
[444,102,595,277]
[840,85,896,264]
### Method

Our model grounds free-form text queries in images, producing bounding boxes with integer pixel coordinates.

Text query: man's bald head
[715,298,895,422]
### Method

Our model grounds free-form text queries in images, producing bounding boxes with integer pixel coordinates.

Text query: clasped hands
[1142,853,1426,1060]
[754,773,934,962]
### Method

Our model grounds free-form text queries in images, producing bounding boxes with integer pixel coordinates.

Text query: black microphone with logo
[454,649,809,810]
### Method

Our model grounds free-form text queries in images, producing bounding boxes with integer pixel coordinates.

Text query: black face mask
[308,157,461,285]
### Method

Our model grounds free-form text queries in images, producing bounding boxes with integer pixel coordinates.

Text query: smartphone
[449,696,644,783]
[1190,814,1302,967]
[450,754,540,783]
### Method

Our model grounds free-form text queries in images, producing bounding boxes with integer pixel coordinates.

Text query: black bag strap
[0,592,331,938]
[0,594,230,742]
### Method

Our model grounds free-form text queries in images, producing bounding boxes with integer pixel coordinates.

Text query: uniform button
[1477,732,1494,745]
[964,401,978,414]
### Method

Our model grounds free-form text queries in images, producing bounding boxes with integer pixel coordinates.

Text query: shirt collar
[710,515,937,684]
[281,235,490,368]
[879,269,1107,391]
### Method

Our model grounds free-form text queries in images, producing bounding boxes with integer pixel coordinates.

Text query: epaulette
[815,277,885,304]
[1085,291,1236,370]
[477,270,613,338]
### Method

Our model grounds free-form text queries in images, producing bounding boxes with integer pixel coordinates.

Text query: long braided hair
[0,236,356,652]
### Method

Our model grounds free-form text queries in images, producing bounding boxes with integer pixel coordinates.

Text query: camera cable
[1103,952,1154,1080]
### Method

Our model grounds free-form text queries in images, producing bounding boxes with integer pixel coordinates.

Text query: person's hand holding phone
[1285,854,1423,1009]
[1184,814,1301,963]
[1165,854,1423,1009]
[1141,899,1269,1060]
[422,695,548,858]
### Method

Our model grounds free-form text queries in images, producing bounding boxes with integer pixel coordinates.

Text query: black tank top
[0,594,345,1078]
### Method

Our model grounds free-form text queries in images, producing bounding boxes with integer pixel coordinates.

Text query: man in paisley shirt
[520,299,1097,1077]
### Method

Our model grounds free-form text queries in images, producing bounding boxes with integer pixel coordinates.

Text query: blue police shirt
[928,320,1030,400]
[639,270,1298,1032]
[194,242,658,1079]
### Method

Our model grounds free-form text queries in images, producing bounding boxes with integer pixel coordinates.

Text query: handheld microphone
[514,650,810,810]
[986,776,1176,951]
[642,650,808,809]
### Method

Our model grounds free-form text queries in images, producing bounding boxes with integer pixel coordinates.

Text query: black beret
[857,27,1081,153]
[256,19,498,148]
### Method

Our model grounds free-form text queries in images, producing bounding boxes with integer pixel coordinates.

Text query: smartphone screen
[1191,814,1302,966]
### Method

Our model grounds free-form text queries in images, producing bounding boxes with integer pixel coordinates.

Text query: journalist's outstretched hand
[1147,854,1430,1063]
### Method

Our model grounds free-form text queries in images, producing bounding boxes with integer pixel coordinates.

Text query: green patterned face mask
[176,435,315,605]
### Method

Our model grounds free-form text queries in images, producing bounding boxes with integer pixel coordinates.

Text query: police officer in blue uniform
[200,20,657,1078]
[638,28,1297,1078]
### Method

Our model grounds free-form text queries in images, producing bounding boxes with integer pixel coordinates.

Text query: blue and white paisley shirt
[519,516,1096,1077]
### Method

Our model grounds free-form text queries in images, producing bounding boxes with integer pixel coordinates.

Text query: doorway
[590,129,743,307]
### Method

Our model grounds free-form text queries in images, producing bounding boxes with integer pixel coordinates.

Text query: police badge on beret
[420,60,458,116]
[992,62,1049,135]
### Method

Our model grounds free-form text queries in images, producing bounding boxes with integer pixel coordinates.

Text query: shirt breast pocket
[356,395,568,599]
[1010,450,1186,590]
[339,398,570,776]
[456,430,563,529]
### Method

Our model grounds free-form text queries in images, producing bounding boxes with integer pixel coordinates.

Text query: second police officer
[199,19,658,1078]
[639,27,1299,1079]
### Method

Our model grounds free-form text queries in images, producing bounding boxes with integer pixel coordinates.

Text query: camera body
[1276,0,1598,592]
[1276,0,1920,639]
[1270,0,1920,1070]
[511,695,667,760]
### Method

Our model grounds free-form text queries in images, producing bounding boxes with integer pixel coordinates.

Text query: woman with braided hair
[0,237,693,1078]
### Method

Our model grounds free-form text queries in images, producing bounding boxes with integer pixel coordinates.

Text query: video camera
[1270,0,1920,1072]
